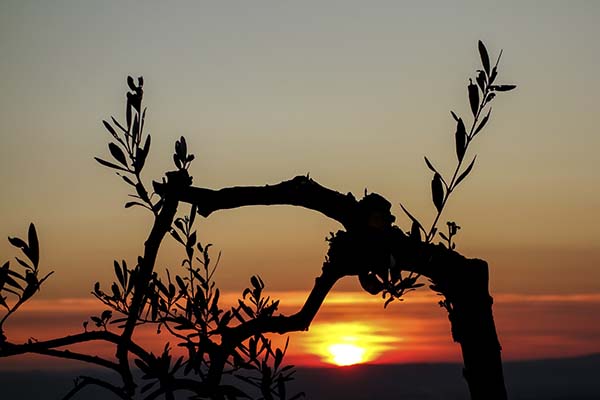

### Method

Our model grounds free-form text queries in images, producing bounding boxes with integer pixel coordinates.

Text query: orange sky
[1,290,599,370]
[1,1,600,371]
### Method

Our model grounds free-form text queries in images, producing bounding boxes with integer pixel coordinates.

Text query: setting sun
[302,321,398,366]
[328,343,366,366]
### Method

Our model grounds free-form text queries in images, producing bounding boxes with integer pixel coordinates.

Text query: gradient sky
[1,1,599,368]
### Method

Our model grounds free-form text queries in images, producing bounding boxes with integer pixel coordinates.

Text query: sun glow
[303,321,398,366]
[328,343,366,366]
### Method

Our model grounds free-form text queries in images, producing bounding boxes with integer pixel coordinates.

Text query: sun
[328,343,366,366]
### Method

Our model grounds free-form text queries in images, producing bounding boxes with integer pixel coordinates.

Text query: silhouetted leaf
[134,134,151,172]
[486,93,496,103]
[101,310,112,321]
[27,224,39,267]
[170,229,184,245]
[121,175,135,186]
[111,116,127,133]
[478,40,490,75]
[102,120,118,139]
[450,111,459,122]
[126,96,132,129]
[439,232,449,241]
[125,201,145,209]
[455,118,467,162]
[359,272,383,295]
[474,108,491,136]
[399,203,424,234]
[94,157,129,172]
[111,282,121,299]
[410,220,422,241]
[7,236,27,252]
[127,76,136,91]
[431,173,444,212]
[489,66,498,84]
[15,257,32,271]
[176,276,186,293]
[468,80,479,116]
[114,260,124,286]
[490,84,516,92]
[109,143,127,166]
[424,156,438,174]
[455,156,477,187]
[476,70,486,93]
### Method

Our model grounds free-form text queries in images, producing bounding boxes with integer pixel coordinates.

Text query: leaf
[358,272,383,295]
[476,70,487,93]
[134,135,151,173]
[489,66,498,84]
[424,156,438,174]
[127,76,136,91]
[410,221,422,241]
[450,111,459,122]
[7,236,27,252]
[109,143,128,166]
[27,223,39,267]
[114,260,124,286]
[474,108,491,136]
[478,40,490,75]
[491,84,517,92]
[175,276,186,293]
[399,203,424,233]
[126,96,132,129]
[111,117,127,133]
[121,175,135,186]
[455,156,477,187]
[124,201,146,209]
[439,232,449,241]
[455,118,467,162]
[102,120,118,139]
[468,80,479,117]
[101,310,112,321]
[431,173,444,212]
[15,257,32,271]
[94,157,129,172]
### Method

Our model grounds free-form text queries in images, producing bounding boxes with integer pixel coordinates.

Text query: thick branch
[171,176,358,229]
[224,265,341,345]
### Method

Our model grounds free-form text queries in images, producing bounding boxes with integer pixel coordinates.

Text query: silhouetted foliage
[0,41,515,400]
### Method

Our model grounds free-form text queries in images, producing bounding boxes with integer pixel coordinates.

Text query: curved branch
[223,265,341,345]
[0,330,153,366]
[168,175,485,284]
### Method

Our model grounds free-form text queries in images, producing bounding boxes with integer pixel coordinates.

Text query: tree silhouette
[0,41,515,400]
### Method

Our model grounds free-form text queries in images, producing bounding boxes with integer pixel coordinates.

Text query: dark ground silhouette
[1,354,598,399]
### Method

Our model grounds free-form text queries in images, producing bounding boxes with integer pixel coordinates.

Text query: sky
[1,0,599,371]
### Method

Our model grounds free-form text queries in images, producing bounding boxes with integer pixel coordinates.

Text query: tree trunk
[444,260,507,400]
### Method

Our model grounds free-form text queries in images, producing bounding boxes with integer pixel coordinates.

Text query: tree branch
[0,330,153,366]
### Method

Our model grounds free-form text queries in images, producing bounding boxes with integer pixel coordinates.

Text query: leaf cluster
[0,224,53,340]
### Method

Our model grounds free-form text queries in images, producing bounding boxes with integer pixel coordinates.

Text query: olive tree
[0,41,515,400]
